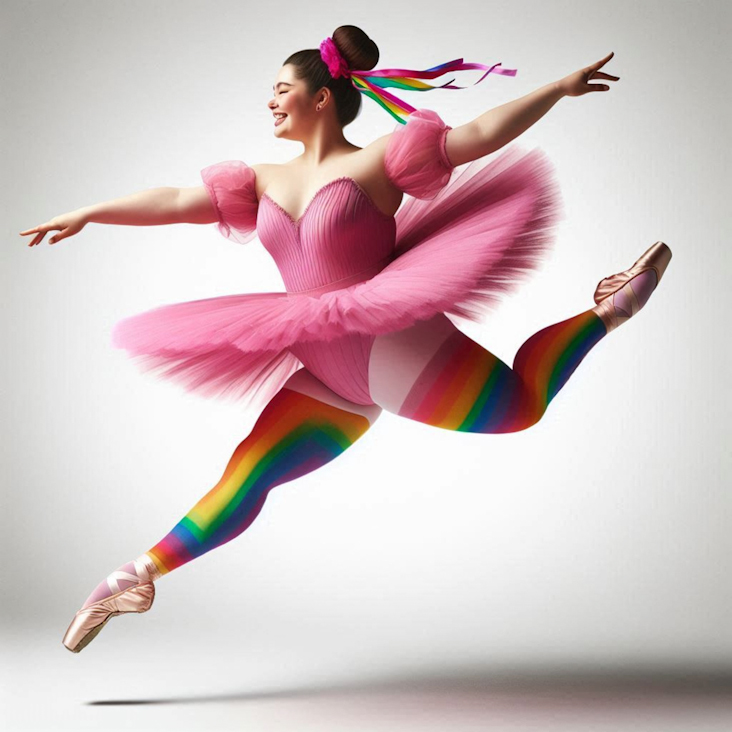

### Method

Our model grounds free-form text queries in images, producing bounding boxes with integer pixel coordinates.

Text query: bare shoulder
[357,132,398,193]
[360,132,393,164]
[249,163,281,202]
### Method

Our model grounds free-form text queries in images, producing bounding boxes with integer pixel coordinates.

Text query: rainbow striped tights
[82,287,656,606]
[141,306,610,579]
[391,309,608,432]
[68,245,670,652]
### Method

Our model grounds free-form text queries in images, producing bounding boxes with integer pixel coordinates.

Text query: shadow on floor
[87,665,732,709]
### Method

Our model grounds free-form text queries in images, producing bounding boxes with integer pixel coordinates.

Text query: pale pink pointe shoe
[592,241,672,333]
[62,554,161,653]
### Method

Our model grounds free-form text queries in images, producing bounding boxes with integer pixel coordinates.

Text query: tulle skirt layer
[112,145,564,408]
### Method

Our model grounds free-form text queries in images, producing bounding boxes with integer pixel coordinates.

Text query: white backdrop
[2,0,730,729]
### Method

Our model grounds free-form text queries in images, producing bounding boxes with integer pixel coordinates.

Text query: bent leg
[369,310,607,433]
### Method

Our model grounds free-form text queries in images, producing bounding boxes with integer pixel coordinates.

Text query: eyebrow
[272,82,294,91]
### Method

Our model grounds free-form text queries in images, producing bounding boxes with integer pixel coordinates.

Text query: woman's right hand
[20,210,88,247]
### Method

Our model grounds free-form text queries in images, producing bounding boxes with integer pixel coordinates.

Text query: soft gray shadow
[88,665,732,707]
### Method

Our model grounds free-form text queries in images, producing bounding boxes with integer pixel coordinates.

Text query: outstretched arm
[445,52,619,166]
[80,187,202,226]
[20,185,218,247]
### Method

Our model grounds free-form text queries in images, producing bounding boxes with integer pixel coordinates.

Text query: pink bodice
[255,177,397,295]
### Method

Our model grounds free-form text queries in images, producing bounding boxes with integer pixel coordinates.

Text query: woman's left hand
[558,52,619,97]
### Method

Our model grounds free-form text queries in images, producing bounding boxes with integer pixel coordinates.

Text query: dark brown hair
[283,25,379,128]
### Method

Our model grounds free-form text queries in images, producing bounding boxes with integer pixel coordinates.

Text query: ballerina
[21,25,671,654]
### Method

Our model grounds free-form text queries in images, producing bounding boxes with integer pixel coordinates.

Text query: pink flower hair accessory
[319,37,351,79]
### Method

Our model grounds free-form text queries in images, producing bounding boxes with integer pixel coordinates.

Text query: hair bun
[332,25,379,72]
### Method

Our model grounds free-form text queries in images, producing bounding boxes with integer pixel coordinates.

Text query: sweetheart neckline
[260,176,395,227]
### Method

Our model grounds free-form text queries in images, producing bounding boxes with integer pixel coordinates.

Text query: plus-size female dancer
[22,26,671,654]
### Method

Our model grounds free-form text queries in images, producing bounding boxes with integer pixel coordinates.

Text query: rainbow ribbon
[348,58,517,124]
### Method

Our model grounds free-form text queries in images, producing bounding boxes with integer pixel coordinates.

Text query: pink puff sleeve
[201,160,259,244]
[384,109,455,200]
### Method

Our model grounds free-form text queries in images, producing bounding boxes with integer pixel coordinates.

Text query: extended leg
[64,368,381,651]
[147,368,381,575]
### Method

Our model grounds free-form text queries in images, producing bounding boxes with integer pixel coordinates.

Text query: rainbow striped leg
[384,310,608,433]
[145,371,380,576]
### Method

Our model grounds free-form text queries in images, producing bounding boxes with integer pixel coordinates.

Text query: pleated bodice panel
[255,177,397,294]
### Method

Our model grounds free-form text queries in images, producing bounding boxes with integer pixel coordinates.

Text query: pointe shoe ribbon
[62,581,155,653]
[105,569,143,594]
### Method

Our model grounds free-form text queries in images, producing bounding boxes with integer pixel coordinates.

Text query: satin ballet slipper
[62,555,161,653]
[62,581,156,653]
[592,241,672,333]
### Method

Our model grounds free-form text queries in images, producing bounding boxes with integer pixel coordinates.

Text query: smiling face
[269,64,311,139]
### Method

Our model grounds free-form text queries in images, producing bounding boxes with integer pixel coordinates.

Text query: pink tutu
[112,109,564,408]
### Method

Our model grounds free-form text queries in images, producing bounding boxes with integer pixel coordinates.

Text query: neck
[298,120,358,167]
